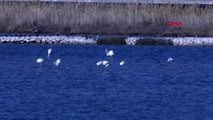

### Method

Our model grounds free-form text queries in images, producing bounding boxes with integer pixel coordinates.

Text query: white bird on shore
[96,61,103,66]
[167,58,173,62]
[54,59,61,66]
[105,49,114,57]
[47,49,52,58]
[119,61,125,66]
[36,58,44,68]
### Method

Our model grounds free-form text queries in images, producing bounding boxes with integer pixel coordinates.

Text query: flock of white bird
[96,49,125,67]
[36,49,61,67]
[36,48,173,68]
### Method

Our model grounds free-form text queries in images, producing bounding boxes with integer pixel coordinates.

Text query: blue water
[0,44,212,120]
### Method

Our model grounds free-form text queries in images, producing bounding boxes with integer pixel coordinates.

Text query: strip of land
[1,34,213,45]
[3,0,213,4]
[0,1,212,36]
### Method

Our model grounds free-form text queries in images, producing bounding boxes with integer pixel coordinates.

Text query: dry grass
[0,1,212,36]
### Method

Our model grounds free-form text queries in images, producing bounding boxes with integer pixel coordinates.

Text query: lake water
[0,44,212,119]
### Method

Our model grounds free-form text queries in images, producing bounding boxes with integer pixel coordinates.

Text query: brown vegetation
[0,1,212,36]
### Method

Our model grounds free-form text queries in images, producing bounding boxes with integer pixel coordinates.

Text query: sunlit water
[0,44,212,119]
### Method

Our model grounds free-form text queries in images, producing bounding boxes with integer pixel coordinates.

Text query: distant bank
[3,0,213,5]
[0,1,212,37]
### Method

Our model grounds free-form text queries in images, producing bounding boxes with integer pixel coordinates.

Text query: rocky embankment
[1,35,213,45]
[0,36,96,44]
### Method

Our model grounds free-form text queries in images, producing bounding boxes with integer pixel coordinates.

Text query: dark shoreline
[0,1,213,37]
[0,34,213,46]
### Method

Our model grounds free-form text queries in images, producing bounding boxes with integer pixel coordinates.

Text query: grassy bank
[0,1,213,36]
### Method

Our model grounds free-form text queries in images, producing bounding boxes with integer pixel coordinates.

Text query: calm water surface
[0,44,212,119]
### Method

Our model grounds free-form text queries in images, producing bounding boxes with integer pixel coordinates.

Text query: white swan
[105,49,114,57]
[96,61,103,66]
[47,49,52,58]
[119,61,125,66]
[54,59,61,66]
[36,58,44,68]
[167,58,173,62]
[37,58,43,63]
[105,63,110,67]
[102,60,109,65]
